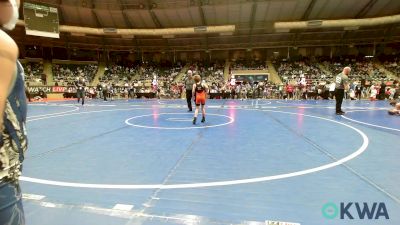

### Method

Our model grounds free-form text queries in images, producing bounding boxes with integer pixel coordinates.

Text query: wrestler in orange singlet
[192,74,208,124]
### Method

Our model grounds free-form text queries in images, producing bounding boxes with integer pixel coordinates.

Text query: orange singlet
[195,83,206,105]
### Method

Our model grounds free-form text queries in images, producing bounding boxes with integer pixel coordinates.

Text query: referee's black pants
[186,90,192,111]
[103,90,108,101]
[335,89,345,113]
[77,90,85,105]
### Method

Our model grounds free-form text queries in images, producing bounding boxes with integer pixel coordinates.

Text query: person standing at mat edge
[192,75,208,124]
[185,70,194,112]
[75,75,86,105]
[0,0,28,224]
[335,66,350,115]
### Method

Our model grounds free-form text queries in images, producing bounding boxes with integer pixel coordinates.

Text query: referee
[75,76,86,105]
[335,67,350,115]
[185,70,194,112]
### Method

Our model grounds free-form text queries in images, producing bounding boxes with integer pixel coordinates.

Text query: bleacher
[18,55,400,101]
[101,64,138,85]
[322,57,392,82]
[230,60,266,70]
[379,54,400,78]
[22,61,45,85]
[273,58,326,85]
[52,63,98,86]
[182,61,225,85]
[139,62,182,83]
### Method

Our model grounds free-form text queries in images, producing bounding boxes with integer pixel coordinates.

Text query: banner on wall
[27,86,79,94]
[27,86,53,94]
[52,86,66,92]
[26,86,139,94]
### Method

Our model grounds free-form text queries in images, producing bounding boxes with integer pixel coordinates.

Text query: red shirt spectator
[286,84,294,93]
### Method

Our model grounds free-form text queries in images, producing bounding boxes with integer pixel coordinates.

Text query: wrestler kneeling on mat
[192,74,208,124]
[388,102,400,115]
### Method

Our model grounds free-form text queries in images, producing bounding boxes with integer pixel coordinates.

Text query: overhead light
[121,34,134,39]
[365,55,374,58]
[194,26,207,32]
[71,33,85,37]
[275,28,290,33]
[162,34,174,38]
[220,32,233,36]
[103,28,117,33]
[307,20,323,27]
[344,26,359,30]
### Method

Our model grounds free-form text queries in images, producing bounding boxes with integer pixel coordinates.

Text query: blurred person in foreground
[0,0,29,224]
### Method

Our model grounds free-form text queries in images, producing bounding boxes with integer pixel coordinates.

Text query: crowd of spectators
[22,55,400,101]
[138,62,183,97]
[380,54,400,78]
[272,56,399,101]
[22,62,46,85]
[95,62,183,99]
[179,61,225,96]
[322,56,394,82]
[53,63,98,86]
[230,60,266,70]
[139,62,182,83]
[196,61,225,85]
[322,57,371,80]
[273,58,327,85]
[101,64,138,85]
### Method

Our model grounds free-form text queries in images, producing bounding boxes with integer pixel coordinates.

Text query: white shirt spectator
[329,83,336,92]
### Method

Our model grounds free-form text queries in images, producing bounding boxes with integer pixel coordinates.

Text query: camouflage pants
[0,181,25,225]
